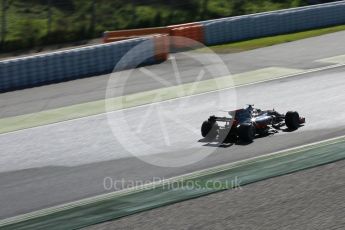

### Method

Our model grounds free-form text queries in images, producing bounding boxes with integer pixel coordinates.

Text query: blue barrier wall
[1,1,345,92]
[202,1,345,45]
[0,37,156,92]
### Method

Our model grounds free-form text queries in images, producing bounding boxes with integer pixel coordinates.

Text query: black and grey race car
[201,105,305,143]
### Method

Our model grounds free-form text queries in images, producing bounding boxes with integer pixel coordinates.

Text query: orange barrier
[153,34,169,62]
[169,24,204,49]
[103,23,205,44]
[103,35,159,43]
[103,36,136,43]
[103,27,169,43]
[167,22,200,30]
[102,22,205,60]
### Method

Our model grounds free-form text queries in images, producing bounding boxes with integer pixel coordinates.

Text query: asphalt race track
[1,65,345,219]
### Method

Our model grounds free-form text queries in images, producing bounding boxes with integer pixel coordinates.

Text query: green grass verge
[205,24,345,53]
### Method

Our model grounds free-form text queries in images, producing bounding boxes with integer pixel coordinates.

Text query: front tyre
[285,111,300,130]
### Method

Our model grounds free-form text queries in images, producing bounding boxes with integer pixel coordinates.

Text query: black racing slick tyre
[237,124,255,142]
[285,111,300,130]
[201,121,218,139]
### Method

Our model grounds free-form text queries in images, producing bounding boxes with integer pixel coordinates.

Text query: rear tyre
[285,111,300,130]
[237,124,255,142]
[201,121,218,139]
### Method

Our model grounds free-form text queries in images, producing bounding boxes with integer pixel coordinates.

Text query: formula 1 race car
[201,105,305,143]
